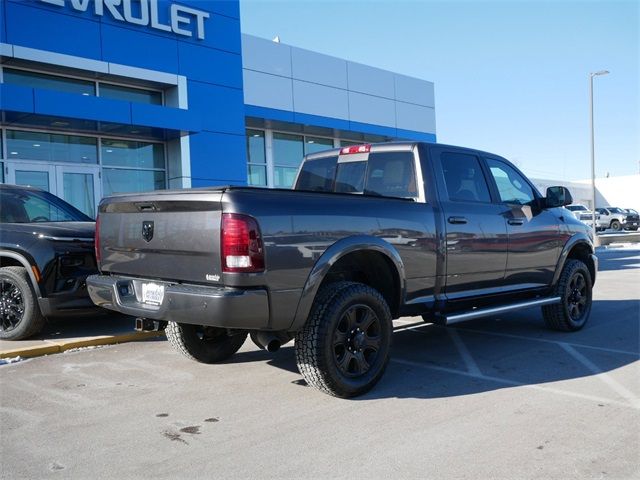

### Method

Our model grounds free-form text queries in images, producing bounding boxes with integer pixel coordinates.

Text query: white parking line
[447,329,482,376]
[559,343,640,409]
[396,322,639,357]
[391,357,638,410]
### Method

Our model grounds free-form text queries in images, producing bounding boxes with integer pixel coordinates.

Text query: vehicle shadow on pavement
[229,298,639,401]
[596,247,640,272]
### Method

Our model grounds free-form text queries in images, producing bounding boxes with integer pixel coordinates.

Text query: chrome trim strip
[445,297,561,325]
[36,235,93,242]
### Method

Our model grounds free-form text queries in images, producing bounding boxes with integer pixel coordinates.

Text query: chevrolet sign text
[41,0,209,40]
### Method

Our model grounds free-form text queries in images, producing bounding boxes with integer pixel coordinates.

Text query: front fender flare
[0,249,43,297]
[289,235,406,331]
[552,233,596,286]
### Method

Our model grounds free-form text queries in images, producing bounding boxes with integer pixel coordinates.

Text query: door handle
[508,219,525,226]
[448,216,468,224]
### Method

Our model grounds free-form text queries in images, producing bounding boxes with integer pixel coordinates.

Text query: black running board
[443,297,561,325]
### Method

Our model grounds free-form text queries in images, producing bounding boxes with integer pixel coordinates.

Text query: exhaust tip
[266,340,281,353]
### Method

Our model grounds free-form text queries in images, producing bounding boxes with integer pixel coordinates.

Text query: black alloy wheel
[0,267,45,340]
[566,271,588,322]
[542,259,592,332]
[333,304,382,378]
[295,281,392,398]
[0,278,24,333]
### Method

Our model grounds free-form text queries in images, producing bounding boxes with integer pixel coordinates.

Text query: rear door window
[440,152,492,203]
[364,151,417,198]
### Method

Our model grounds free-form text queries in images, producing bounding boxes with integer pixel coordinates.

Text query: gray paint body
[87,142,595,332]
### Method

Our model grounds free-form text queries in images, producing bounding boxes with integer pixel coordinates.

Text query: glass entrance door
[55,165,101,218]
[4,162,101,218]
[6,162,55,192]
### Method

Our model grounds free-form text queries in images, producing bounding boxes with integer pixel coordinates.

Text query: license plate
[141,282,164,305]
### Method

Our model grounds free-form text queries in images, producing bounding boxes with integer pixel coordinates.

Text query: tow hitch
[135,318,167,332]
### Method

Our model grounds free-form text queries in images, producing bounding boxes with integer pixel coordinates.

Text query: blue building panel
[34,89,132,124]
[0,84,35,113]
[207,0,240,20]
[130,102,202,133]
[1,0,7,43]
[189,131,248,186]
[5,1,102,59]
[181,9,242,54]
[100,24,179,72]
[187,80,244,135]
[178,41,243,87]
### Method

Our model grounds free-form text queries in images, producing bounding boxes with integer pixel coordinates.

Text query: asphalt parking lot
[1,246,639,480]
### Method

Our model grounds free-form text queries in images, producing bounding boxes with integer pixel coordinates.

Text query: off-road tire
[610,219,621,231]
[165,322,247,363]
[295,281,392,398]
[542,259,592,332]
[0,266,45,340]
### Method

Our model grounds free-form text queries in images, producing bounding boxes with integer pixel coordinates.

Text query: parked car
[595,207,628,231]
[87,142,596,398]
[622,209,639,231]
[565,204,606,231]
[0,184,99,340]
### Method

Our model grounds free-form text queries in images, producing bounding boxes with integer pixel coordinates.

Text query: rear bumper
[86,274,270,329]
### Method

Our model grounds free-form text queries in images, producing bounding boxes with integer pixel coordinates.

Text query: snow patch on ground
[0,356,23,365]
[63,345,104,354]
[597,242,640,251]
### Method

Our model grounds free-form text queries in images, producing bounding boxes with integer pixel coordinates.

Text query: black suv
[0,184,99,340]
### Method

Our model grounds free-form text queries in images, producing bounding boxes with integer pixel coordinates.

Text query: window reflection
[7,130,97,164]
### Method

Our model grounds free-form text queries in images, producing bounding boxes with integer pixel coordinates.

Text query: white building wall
[576,175,640,212]
[533,175,640,211]
[240,34,436,136]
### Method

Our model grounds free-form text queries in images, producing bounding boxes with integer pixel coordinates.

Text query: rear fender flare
[289,235,406,331]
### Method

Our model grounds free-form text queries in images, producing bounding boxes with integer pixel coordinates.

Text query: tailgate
[98,191,224,284]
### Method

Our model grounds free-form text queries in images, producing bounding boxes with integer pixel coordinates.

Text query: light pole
[589,70,609,244]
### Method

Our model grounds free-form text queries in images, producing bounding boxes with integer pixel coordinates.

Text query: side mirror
[545,186,573,208]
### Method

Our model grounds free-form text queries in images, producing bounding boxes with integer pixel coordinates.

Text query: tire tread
[542,259,592,332]
[165,321,246,363]
[295,281,391,397]
[0,266,45,340]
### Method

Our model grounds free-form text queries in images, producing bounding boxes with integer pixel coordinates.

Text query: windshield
[0,188,92,223]
[608,207,624,213]
[567,205,587,211]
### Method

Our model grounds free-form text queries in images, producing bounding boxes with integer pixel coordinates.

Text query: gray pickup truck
[87,142,597,397]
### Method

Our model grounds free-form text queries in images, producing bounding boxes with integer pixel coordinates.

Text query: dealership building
[0,0,436,217]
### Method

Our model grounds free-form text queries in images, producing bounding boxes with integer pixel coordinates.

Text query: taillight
[94,214,101,265]
[221,213,265,273]
[340,144,371,155]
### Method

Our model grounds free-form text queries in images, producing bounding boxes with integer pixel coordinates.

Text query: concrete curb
[0,330,165,359]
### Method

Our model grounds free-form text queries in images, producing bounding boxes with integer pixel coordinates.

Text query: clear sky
[239,0,639,182]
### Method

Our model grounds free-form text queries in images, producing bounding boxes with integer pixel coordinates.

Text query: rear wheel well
[318,250,401,317]
[567,243,595,284]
